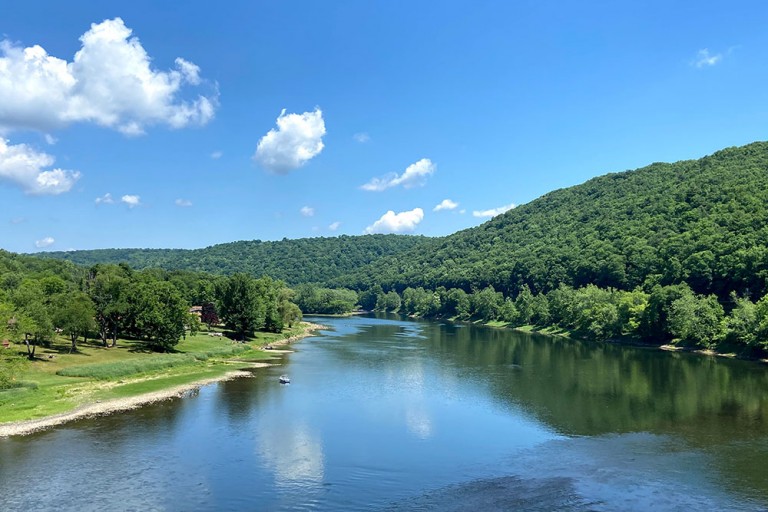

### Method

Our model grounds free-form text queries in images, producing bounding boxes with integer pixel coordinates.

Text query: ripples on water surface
[1,314,767,511]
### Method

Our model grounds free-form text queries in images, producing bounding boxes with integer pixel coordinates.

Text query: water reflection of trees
[327,316,768,501]
[426,322,768,442]
[326,316,768,443]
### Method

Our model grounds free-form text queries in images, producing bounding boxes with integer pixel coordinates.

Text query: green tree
[668,291,725,348]
[128,281,188,351]
[639,284,693,341]
[53,291,96,353]
[725,294,757,347]
[616,288,648,335]
[0,303,29,386]
[278,288,303,328]
[88,266,130,347]
[570,285,621,341]
[376,291,401,312]
[752,294,768,349]
[514,285,536,325]
[472,286,503,321]
[444,288,471,319]
[358,285,382,311]
[219,273,265,340]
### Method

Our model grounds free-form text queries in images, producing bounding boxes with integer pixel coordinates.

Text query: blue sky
[2,1,767,253]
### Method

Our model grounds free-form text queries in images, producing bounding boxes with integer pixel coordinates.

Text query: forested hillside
[40,234,428,285]
[336,142,768,301]
[26,141,768,351]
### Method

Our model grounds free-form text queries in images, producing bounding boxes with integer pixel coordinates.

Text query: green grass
[56,354,200,379]
[53,342,262,379]
[98,365,238,399]
[0,322,315,425]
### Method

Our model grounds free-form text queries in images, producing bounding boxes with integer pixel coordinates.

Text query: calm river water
[2,315,768,511]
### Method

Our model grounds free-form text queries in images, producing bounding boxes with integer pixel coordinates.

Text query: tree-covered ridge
[39,234,429,285]
[336,142,768,300]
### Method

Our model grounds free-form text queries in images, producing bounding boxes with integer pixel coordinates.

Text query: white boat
[279,375,290,384]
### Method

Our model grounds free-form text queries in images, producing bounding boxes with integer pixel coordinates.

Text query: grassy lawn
[0,323,312,425]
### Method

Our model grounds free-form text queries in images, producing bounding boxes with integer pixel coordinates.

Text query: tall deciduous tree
[53,291,96,353]
[219,273,264,340]
[128,281,187,352]
[88,266,130,347]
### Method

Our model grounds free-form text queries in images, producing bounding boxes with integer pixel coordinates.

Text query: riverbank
[0,321,325,438]
[501,322,768,364]
[0,368,260,437]
[262,322,327,349]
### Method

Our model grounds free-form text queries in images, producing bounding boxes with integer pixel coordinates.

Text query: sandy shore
[0,322,327,438]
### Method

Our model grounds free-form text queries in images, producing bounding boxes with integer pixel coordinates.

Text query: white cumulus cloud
[0,138,80,194]
[328,221,341,231]
[300,206,315,217]
[364,208,424,234]
[472,203,516,218]
[121,194,141,208]
[95,192,114,204]
[433,198,458,211]
[175,198,192,207]
[361,158,435,191]
[253,108,325,174]
[35,236,54,248]
[0,17,217,135]
[693,48,722,68]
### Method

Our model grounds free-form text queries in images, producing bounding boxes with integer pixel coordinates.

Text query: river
[1,315,767,511]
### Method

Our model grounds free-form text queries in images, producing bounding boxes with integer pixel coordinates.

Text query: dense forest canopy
[333,142,768,301]
[44,142,768,301]
[38,235,429,285]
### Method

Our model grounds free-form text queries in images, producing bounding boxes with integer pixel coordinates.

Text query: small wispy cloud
[433,199,458,212]
[472,203,516,218]
[175,198,192,207]
[328,221,341,231]
[95,192,114,204]
[44,134,57,145]
[210,150,222,159]
[35,236,54,248]
[10,217,26,224]
[353,132,370,143]
[361,158,436,191]
[692,48,722,68]
[121,194,141,208]
[300,205,315,217]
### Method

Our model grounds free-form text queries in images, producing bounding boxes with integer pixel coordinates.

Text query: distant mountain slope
[0,249,84,283]
[334,142,768,299]
[39,235,430,285]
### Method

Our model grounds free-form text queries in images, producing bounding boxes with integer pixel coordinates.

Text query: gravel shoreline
[0,322,327,438]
